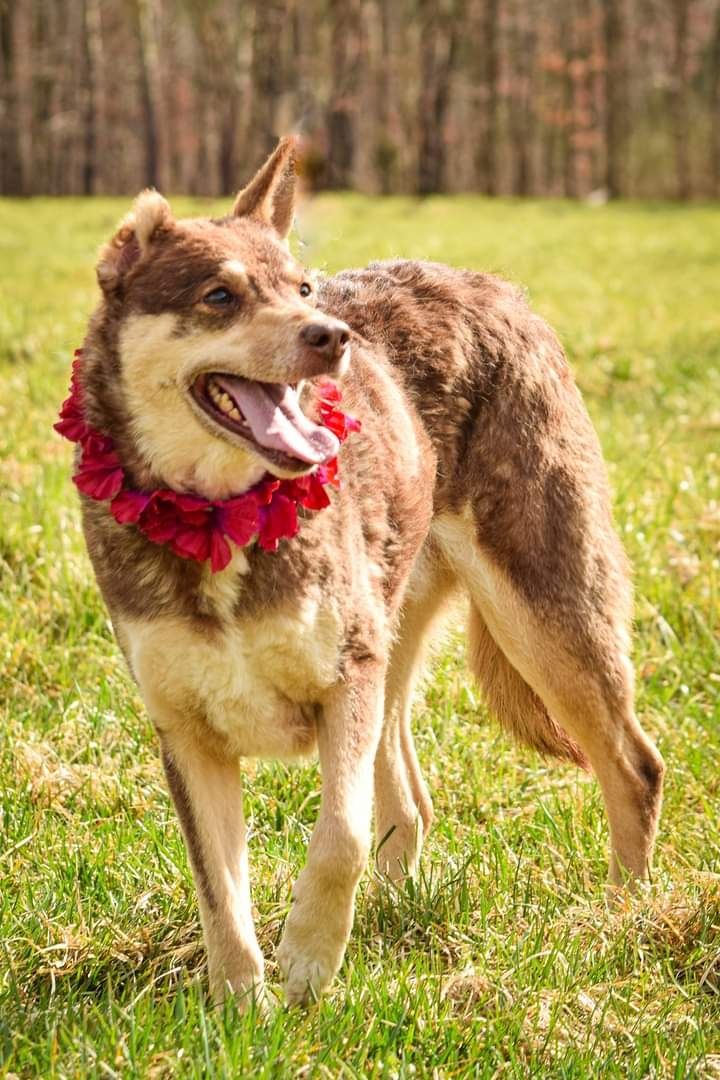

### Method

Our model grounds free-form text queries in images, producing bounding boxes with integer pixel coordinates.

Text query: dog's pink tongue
[216,376,339,465]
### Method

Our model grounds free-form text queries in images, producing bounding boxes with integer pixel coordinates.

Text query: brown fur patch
[162,748,217,911]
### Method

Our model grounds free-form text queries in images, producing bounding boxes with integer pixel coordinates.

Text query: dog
[62,136,664,1007]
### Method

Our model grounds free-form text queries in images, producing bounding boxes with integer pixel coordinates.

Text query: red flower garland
[55,350,360,572]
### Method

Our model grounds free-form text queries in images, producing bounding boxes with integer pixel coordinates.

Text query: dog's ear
[232,136,298,241]
[96,190,174,293]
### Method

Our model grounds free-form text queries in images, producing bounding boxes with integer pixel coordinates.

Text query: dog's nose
[300,320,350,364]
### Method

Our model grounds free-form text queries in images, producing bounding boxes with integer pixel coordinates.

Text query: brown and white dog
[73,136,664,1006]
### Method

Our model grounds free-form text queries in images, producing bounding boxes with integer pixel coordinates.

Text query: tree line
[1,0,719,199]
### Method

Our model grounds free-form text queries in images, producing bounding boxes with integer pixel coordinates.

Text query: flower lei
[55,350,360,572]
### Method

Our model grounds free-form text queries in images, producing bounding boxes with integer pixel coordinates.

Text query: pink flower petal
[258,494,298,551]
[110,489,151,524]
[209,529,233,572]
[54,415,88,442]
[171,492,211,513]
[216,495,259,548]
[253,478,281,506]
[318,403,347,439]
[316,458,339,488]
[317,379,341,403]
[281,472,331,510]
[171,525,211,562]
[139,500,181,543]
[74,463,124,500]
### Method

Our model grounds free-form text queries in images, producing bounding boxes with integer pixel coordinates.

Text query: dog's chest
[120,592,343,759]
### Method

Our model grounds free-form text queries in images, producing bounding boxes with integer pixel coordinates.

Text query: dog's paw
[277,944,335,1006]
[276,913,347,1005]
[209,954,266,1011]
[276,863,358,1005]
[374,817,424,882]
[211,976,267,1011]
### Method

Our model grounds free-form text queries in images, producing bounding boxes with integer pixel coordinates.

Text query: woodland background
[1,0,719,200]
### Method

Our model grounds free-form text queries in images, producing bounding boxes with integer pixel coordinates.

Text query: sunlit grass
[1,195,718,1077]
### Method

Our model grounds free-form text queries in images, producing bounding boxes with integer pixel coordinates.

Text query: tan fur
[123,590,345,760]
[118,293,347,494]
[119,312,267,498]
[96,190,173,288]
[432,511,663,884]
[467,609,588,766]
[221,258,248,283]
[131,189,173,248]
[72,138,664,1010]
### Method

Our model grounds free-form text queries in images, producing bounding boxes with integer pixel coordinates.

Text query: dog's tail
[467,605,589,768]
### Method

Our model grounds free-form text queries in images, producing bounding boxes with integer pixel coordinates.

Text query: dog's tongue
[216,376,339,465]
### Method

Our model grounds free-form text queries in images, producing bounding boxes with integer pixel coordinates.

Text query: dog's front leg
[159,729,264,1007]
[277,664,384,1005]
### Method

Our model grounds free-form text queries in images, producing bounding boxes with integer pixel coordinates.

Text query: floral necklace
[55,350,360,573]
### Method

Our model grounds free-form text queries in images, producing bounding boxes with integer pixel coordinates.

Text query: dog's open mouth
[191,373,340,471]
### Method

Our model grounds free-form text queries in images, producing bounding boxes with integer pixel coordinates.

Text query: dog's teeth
[204,377,240,420]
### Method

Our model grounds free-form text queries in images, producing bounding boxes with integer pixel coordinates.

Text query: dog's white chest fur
[119,588,342,759]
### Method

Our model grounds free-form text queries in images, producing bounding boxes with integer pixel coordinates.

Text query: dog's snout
[300,320,350,363]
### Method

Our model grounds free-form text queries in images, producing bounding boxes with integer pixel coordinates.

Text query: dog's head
[91,137,350,499]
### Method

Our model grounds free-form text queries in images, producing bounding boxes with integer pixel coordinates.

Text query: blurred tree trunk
[191,2,247,196]
[326,0,362,189]
[509,2,537,195]
[561,3,578,197]
[135,0,159,188]
[375,0,397,193]
[603,0,626,197]
[248,0,286,163]
[30,0,54,195]
[710,3,720,195]
[81,0,101,195]
[417,0,459,194]
[50,0,77,195]
[470,0,500,195]
[0,0,24,193]
[219,96,239,195]
[671,0,691,199]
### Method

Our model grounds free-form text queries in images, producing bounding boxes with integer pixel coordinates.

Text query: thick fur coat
[74,138,664,1005]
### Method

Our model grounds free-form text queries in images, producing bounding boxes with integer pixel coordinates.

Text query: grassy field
[1,194,719,1078]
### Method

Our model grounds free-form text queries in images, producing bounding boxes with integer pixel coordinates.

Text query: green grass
[1,194,719,1078]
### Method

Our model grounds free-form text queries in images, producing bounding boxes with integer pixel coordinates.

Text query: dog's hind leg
[374,546,457,879]
[434,512,664,889]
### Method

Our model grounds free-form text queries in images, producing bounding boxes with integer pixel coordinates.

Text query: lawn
[1,194,719,1078]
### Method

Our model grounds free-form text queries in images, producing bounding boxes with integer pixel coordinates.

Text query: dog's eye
[204,286,234,306]
[299,281,313,298]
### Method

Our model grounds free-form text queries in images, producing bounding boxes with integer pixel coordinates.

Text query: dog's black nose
[300,320,350,363]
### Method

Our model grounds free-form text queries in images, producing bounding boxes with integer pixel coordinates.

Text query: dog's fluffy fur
[76,137,664,1006]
